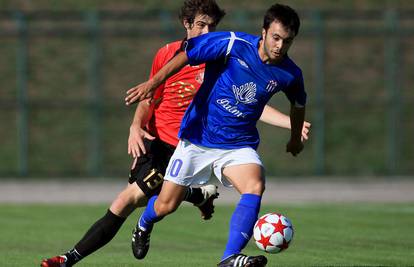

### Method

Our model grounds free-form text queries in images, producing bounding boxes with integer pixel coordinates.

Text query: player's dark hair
[263,3,300,35]
[179,0,226,27]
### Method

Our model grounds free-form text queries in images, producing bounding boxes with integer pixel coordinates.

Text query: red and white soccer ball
[253,213,294,253]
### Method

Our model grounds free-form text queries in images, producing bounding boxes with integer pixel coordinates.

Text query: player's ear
[261,28,266,39]
[183,19,192,30]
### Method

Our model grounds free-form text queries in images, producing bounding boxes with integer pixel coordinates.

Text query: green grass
[0,203,413,266]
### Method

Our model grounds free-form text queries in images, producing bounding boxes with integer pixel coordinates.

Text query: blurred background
[1,0,413,179]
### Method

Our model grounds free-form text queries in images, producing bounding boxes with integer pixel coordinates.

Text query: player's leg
[41,144,157,267]
[40,182,146,267]
[185,184,218,219]
[151,138,219,219]
[110,182,148,217]
[132,139,214,260]
[132,181,187,259]
[215,148,267,266]
[218,164,266,266]
[130,139,185,260]
[41,180,148,267]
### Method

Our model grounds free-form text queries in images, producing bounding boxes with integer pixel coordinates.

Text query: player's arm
[286,104,305,156]
[260,105,310,141]
[128,45,168,168]
[125,52,189,105]
[284,71,307,156]
[125,32,230,105]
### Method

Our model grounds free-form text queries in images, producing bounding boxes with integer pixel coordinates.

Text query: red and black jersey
[148,40,205,147]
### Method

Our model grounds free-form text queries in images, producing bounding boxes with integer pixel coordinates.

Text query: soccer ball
[253,213,294,253]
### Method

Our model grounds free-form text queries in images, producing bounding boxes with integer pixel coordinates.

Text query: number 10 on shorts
[169,159,183,177]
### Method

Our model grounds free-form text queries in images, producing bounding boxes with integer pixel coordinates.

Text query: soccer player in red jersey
[41,1,310,266]
[41,2,226,266]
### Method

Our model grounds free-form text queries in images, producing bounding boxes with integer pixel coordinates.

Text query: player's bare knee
[253,182,265,195]
[110,194,134,217]
[155,199,180,216]
[112,184,146,213]
[128,184,148,207]
[159,201,179,215]
[245,180,265,195]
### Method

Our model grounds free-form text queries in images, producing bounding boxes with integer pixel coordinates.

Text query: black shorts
[129,138,175,197]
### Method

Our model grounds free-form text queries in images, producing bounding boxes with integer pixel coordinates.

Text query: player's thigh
[129,138,175,198]
[222,163,265,195]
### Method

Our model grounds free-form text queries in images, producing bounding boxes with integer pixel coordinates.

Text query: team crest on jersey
[266,80,278,92]
[216,82,257,117]
[195,71,204,84]
[232,82,257,104]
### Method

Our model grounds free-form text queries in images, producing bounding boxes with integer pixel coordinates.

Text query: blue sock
[222,193,261,260]
[138,195,163,232]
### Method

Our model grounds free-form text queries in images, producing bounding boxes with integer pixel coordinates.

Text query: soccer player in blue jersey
[125,3,306,267]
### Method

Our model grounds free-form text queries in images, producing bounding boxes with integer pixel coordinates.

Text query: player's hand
[128,123,155,168]
[301,121,311,142]
[286,139,304,157]
[125,81,155,105]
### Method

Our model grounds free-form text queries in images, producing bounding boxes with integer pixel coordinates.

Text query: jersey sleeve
[284,71,307,107]
[185,31,231,65]
[149,46,169,100]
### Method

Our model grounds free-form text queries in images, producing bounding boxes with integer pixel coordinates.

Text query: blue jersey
[178,31,307,150]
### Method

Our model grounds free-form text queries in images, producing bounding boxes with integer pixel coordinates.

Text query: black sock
[65,209,126,265]
[184,187,204,205]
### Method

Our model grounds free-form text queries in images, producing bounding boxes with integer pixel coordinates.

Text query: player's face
[184,14,216,39]
[260,20,296,64]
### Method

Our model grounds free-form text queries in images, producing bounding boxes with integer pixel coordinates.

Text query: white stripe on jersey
[224,32,253,64]
[224,32,253,57]
[226,32,236,57]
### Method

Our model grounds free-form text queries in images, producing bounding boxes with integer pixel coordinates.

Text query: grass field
[0,203,413,267]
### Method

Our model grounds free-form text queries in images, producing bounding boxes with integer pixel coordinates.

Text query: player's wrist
[148,77,160,92]
[130,121,142,130]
